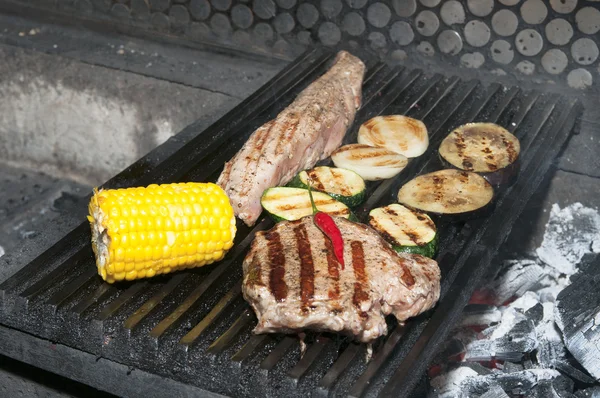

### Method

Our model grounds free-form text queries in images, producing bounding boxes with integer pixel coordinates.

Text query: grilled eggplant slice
[369,204,438,258]
[357,115,429,158]
[287,166,366,207]
[439,123,520,186]
[397,169,494,217]
[261,187,354,222]
[331,144,408,181]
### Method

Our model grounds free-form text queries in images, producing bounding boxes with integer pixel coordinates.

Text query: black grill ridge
[0,48,583,398]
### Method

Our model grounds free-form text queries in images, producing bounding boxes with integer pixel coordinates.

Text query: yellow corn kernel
[88,182,236,283]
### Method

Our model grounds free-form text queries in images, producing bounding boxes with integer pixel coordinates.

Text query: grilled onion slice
[439,123,520,185]
[397,169,494,215]
[331,144,408,181]
[357,115,429,158]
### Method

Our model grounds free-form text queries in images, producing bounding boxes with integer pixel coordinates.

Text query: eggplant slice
[357,115,429,158]
[439,123,520,185]
[397,169,494,216]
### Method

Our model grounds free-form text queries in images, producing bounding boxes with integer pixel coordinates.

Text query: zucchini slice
[261,187,353,222]
[369,204,438,258]
[287,166,366,207]
[397,169,494,216]
[439,123,520,185]
[331,144,408,181]
[358,115,429,158]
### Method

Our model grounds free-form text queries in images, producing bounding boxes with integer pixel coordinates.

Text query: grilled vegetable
[397,169,494,216]
[358,115,429,158]
[260,187,354,222]
[439,123,520,186]
[287,166,366,207]
[88,182,236,283]
[368,204,438,258]
[307,183,345,269]
[331,144,408,181]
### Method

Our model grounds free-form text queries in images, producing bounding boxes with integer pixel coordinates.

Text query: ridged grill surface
[0,48,582,397]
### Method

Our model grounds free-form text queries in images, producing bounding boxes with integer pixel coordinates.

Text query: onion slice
[397,169,494,215]
[331,144,408,181]
[357,115,429,158]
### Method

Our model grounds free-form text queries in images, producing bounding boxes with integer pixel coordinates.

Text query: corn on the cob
[88,182,236,283]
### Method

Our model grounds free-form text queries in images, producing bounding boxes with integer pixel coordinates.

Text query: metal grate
[0,48,582,397]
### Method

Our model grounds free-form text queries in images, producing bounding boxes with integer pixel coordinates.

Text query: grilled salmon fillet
[242,216,441,343]
[217,51,366,227]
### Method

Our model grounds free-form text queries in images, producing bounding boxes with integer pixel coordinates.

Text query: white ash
[510,291,540,313]
[490,259,562,306]
[0,245,4,258]
[431,202,600,396]
[488,308,527,340]
[536,203,600,275]
[430,368,562,398]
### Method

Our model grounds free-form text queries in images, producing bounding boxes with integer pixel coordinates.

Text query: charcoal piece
[529,379,576,398]
[479,384,509,398]
[465,320,537,362]
[526,303,544,324]
[503,361,524,373]
[536,203,600,275]
[523,359,535,369]
[536,338,567,368]
[463,362,494,375]
[555,256,600,381]
[431,367,562,397]
[574,386,600,398]
[490,259,559,305]
[554,360,597,384]
[552,375,575,395]
[493,370,561,396]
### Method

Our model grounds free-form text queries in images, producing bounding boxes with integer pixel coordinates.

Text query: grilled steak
[242,216,441,342]
[217,51,365,227]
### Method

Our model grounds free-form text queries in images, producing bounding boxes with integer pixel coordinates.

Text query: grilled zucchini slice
[287,166,366,207]
[358,115,429,158]
[397,169,494,217]
[331,144,408,181]
[369,204,438,258]
[261,187,355,222]
[439,123,520,186]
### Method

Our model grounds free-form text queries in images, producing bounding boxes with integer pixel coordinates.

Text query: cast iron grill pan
[0,48,582,397]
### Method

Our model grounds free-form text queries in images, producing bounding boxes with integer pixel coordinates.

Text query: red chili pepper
[307,182,345,269]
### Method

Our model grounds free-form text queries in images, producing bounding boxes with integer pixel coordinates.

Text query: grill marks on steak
[217,51,365,226]
[242,217,441,342]
[294,224,315,313]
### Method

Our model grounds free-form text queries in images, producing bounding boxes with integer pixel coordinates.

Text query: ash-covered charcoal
[534,301,567,366]
[431,202,600,397]
[555,255,600,381]
[430,367,562,397]
[465,319,537,362]
[502,361,524,373]
[489,259,561,305]
[574,385,600,398]
[528,376,575,398]
[554,360,597,384]
[536,203,600,275]
[430,366,481,398]
[526,302,544,324]
[479,384,510,398]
